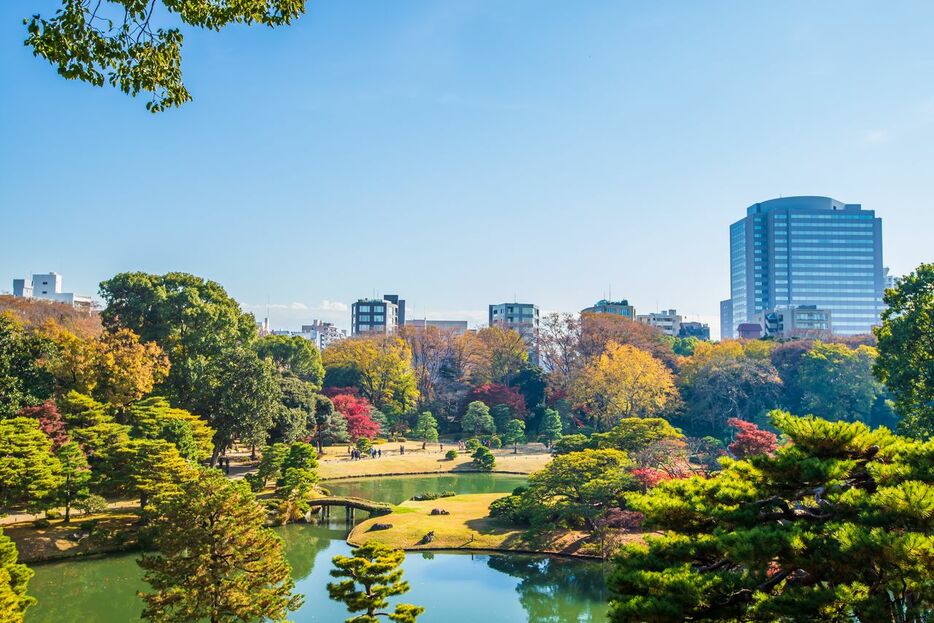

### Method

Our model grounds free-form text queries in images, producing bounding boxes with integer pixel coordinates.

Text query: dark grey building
[351,295,404,335]
[728,196,884,336]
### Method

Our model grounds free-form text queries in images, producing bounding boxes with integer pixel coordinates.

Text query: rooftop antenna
[608,283,612,301]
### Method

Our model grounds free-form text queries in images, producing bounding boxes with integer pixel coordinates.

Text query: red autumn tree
[727,417,778,459]
[18,400,69,449]
[331,394,380,440]
[466,383,527,418]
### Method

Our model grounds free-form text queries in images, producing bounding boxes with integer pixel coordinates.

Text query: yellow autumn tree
[41,323,170,406]
[322,336,418,413]
[571,341,676,431]
[94,328,170,405]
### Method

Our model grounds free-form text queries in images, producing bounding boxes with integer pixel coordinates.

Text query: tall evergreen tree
[138,469,302,623]
[412,412,439,442]
[55,441,91,522]
[0,417,63,511]
[462,401,495,437]
[540,408,563,447]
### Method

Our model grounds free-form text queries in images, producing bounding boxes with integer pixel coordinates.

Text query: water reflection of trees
[279,525,333,581]
[486,555,609,623]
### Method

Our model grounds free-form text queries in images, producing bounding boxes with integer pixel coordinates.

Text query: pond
[25,474,610,623]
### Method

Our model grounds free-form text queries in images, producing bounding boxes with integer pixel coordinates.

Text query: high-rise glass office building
[727,196,884,336]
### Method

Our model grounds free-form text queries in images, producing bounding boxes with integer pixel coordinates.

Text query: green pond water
[26,474,610,623]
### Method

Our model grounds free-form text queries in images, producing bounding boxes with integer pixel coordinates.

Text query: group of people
[349,446,382,460]
[345,442,449,460]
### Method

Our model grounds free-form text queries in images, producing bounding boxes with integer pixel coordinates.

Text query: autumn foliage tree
[17,401,68,449]
[40,324,170,406]
[323,336,419,414]
[727,417,778,458]
[331,394,380,441]
[571,341,676,431]
[466,384,527,418]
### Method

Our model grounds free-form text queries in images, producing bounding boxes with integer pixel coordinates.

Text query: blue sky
[2,1,933,338]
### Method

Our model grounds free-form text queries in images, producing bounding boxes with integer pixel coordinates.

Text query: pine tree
[0,528,35,623]
[0,417,63,511]
[471,446,496,472]
[138,469,302,623]
[250,443,290,490]
[503,419,526,453]
[412,412,439,442]
[115,439,195,512]
[540,408,563,447]
[55,441,92,522]
[609,412,934,622]
[328,540,424,623]
[462,401,495,437]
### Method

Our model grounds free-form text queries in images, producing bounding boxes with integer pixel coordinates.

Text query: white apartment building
[636,309,682,337]
[12,272,93,311]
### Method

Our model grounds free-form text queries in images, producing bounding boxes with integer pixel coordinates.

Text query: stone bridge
[307,496,393,517]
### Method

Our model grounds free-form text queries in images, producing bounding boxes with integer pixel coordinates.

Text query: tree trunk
[64,500,71,524]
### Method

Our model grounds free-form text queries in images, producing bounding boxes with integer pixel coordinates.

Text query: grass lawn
[317,441,552,480]
[4,512,141,563]
[347,493,615,558]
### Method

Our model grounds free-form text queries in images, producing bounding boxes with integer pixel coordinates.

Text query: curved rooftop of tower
[746,196,861,215]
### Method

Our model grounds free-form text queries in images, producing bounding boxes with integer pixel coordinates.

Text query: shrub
[76,494,108,516]
[472,447,495,472]
[445,449,458,460]
[45,509,63,520]
[489,486,531,525]
[356,438,372,453]
[486,436,502,449]
[410,491,455,501]
[79,520,97,531]
[552,433,592,455]
[465,438,481,452]
[33,519,51,529]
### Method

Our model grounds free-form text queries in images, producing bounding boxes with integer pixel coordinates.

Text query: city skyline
[3,2,934,339]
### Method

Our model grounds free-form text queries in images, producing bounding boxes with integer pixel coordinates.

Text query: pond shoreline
[320,469,533,481]
[13,474,544,565]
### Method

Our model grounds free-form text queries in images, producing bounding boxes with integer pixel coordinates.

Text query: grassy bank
[317,442,552,480]
[347,493,623,559]
[4,513,141,563]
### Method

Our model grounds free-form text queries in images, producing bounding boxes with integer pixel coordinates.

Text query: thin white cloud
[319,300,349,312]
[862,129,890,144]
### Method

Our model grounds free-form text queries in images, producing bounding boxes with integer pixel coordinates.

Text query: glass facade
[729,197,884,336]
